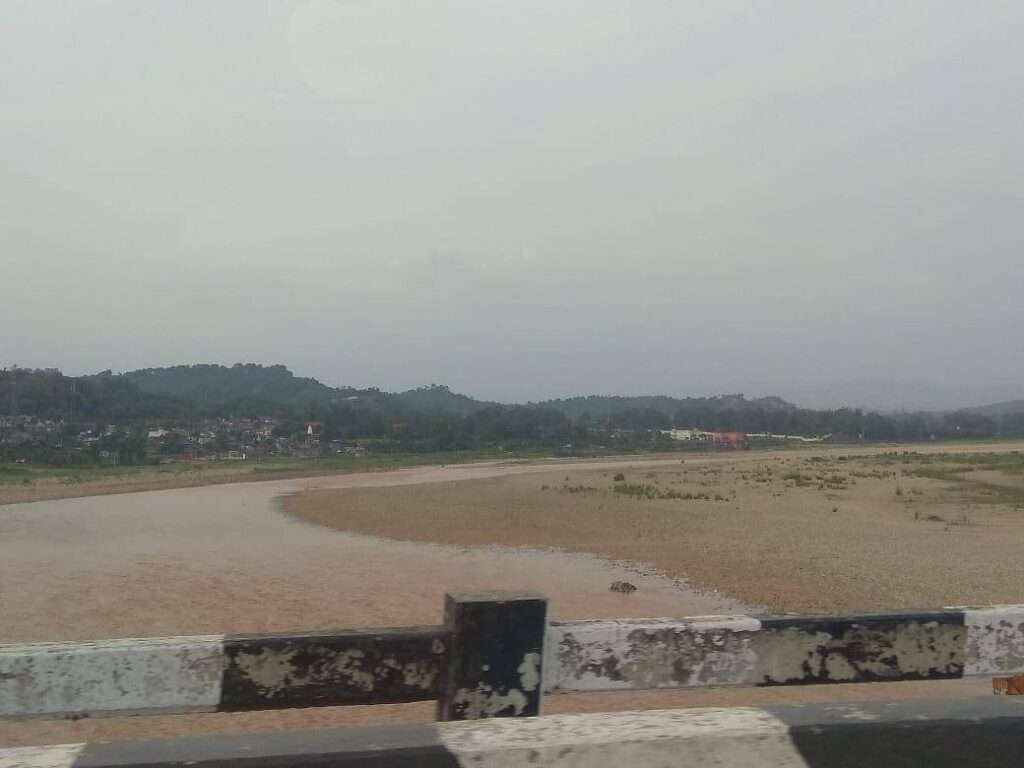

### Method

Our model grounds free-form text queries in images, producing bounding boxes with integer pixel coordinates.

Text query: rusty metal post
[437,591,547,721]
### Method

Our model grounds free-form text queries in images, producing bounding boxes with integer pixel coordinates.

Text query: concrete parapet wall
[2,600,1023,722]
[546,605,1024,692]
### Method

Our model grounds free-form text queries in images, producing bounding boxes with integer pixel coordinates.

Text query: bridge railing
[2,592,1023,723]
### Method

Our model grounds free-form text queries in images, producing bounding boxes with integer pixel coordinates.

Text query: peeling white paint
[233,646,382,695]
[0,636,224,718]
[233,647,307,695]
[439,707,809,768]
[545,617,762,692]
[400,659,439,690]
[961,606,1024,676]
[752,619,962,683]
[749,626,835,682]
[517,653,541,693]
[0,744,84,768]
[334,650,377,692]
[547,614,965,692]
[452,684,529,719]
[5,604,1020,723]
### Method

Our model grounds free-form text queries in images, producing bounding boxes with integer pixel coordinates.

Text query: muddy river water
[0,458,748,645]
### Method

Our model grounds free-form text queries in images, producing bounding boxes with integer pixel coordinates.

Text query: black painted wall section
[220,626,449,711]
[438,592,548,720]
[755,610,966,685]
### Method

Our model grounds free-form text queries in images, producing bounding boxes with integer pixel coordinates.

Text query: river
[0,458,746,645]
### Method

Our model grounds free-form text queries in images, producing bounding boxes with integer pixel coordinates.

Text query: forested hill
[539,394,796,422]
[121,365,494,417]
[120,364,368,406]
[537,393,860,436]
[4,363,1024,444]
[391,384,495,416]
[0,365,495,423]
[966,400,1024,419]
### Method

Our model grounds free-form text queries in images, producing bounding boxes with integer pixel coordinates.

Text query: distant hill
[118,366,491,416]
[0,364,832,432]
[391,385,495,417]
[9,362,1024,452]
[106,367,811,429]
[118,364,352,406]
[0,364,389,423]
[964,400,1024,418]
[537,393,798,421]
[1,367,189,421]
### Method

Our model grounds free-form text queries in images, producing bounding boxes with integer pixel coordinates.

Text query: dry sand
[0,441,1014,505]
[2,445,1019,746]
[287,446,1024,614]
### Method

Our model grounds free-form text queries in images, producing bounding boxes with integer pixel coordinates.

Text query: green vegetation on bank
[611,481,723,501]
[0,450,549,490]
[897,450,1024,508]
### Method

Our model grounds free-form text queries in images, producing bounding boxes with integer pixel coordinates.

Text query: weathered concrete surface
[221,627,447,710]
[441,707,803,767]
[0,637,224,718]
[0,743,84,768]
[962,606,1024,676]
[3,604,1023,722]
[752,613,965,684]
[547,610,969,693]
[546,616,763,691]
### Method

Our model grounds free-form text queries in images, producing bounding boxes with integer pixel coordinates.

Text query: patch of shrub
[613,482,715,501]
[563,484,596,494]
[783,471,814,486]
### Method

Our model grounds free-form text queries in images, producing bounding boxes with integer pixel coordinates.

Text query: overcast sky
[2,1,1022,410]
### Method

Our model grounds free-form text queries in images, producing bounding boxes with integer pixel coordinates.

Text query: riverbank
[0,451,558,505]
[4,439,1017,505]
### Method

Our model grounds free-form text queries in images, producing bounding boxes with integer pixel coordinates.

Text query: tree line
[2,365,1022,466]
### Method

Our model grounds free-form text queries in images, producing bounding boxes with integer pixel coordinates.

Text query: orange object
[992,675,1024,695]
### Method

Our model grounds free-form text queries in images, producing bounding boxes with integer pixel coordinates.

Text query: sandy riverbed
[287,445,1024,614]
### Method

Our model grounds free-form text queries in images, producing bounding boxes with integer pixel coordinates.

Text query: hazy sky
[3,1,1022,410]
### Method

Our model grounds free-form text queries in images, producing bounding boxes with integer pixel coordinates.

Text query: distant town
[0,414,370,465]
[0,413,834,467]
